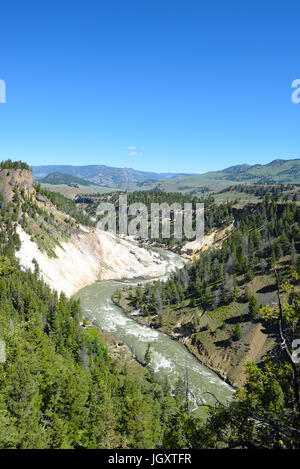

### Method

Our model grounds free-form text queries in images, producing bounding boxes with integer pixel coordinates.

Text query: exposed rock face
[181,224,234,256]
[16,225,168,297]
[0,169,35,204]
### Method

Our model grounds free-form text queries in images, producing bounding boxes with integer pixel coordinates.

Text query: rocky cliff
[0,169,35,204]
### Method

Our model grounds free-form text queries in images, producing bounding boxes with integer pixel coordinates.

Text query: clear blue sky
[0,0,300,173]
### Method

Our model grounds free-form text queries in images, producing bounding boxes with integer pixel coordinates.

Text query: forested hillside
[126,198,300,319]
[76,190,235,248]
[0,166,181,448]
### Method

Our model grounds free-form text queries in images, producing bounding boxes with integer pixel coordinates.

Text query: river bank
[112,291,234,387]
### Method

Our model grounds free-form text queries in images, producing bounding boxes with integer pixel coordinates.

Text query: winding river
[74,249,233,413]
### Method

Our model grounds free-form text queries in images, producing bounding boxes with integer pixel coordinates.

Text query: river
[74,248,234,413]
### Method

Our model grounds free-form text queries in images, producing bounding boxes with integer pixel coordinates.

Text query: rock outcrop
[0,169,35,204]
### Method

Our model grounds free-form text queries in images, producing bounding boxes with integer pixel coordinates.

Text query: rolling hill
[39,171,102,186]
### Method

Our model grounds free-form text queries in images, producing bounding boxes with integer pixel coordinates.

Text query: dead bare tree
[274,270,300,416]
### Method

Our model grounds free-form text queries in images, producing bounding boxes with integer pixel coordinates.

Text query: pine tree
[233,323,242,341]
[144,343,151,366]
[249,295,259,320]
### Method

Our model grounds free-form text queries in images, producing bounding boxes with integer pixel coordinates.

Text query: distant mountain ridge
[33,158,300,193]
[220,158,300,182]
[33,164,195,186]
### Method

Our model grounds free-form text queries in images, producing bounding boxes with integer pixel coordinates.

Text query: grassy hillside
[213,183,300,204]
[157,159,300,193]
[40,183,112,199]
[39,171,102,187]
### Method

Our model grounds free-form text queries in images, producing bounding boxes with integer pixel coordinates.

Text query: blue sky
[0,0,300,173]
